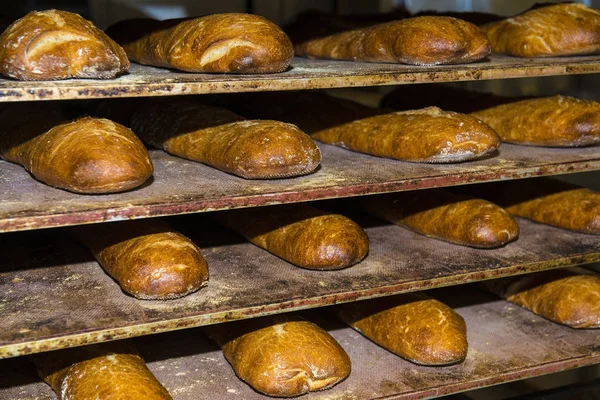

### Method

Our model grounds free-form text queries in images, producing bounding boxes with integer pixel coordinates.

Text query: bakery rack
[2,6,600,400]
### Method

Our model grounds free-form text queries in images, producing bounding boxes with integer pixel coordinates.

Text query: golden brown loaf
[108,13,293,73]
[482,269,600,329]
[483,3,600,57]
[338,293,468,365]
[471,96,600,147]
[231,91,500,163]
[362,189,519,248]
[462,179,600,235]
[31,342,172,399]
[131,99,321,179]
[205,314,351,397]
[215,203,369,270]
[74,219,209,300]
[0,10,128,80]
[295,16,490,65]
[0,103,152,194]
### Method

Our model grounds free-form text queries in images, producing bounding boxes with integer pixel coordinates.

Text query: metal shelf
[1,216,599,358]
[2,144,600,233]
[2,287,599,399]
[0,55,599,102]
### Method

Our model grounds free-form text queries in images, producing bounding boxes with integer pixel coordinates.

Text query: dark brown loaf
[0,103,153,194]
[131,99,321,179]
[482,269,600,329]
[338,293,468,365]
[31,342,172,399]
[231,91,500,163]
[471,95,600,147]
[215,203,369,270]
[74,219,209,300]
[0,9,128,80]
[362,189,519,248]
[205,315,351,397]
[460,179,600,235]
[108,13,293,74]
[295,16,490,65]
[483,3,600,57]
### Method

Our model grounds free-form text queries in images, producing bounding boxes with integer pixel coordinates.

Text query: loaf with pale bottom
[205,315,351,397]
[362,189,519,248]
[131,99,321,179]
[215,203,369,270]
[338,293,468,365]
[74,219,208,300]
[482,269,600,329]
[31,342,172,399]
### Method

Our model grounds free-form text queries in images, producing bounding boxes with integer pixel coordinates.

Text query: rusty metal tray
[2,215,599,358]
[2,287,600,399]
[2,144,600,233]
[0,55,599,102]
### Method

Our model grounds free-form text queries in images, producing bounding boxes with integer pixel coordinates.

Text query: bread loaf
[0,10,128,80]
[205,315,351,397]
[31,342,172,399]
[295,16,490,65]
[338,293,467,365]
[107,14,293,74]
[231,91,500,163]
[471,96,600,147]
[460,179,600,235]
[483,3,600,57]
[482,269,600,329]
[362,189,518,248]
[0,103,152,194]
[74,219,208,300]
[215,203,368,270]
[131,99,321,179]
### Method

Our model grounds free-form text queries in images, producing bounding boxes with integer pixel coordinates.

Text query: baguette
[31,342,172,399]
[460,179,600,235]
[131,99,321,179]
[107,13,293,74]
[338,293,468,365]
[0,10,128,80]
[295,16,490,65]
[471,96,600,147]
[74,219,208,300]
[482,269,600,329]
[483,3,600,57]
[362,189,519,248]
[205,315,351,397]
[215,203,368,270]
[0,103,152,194]
[231,91,500,163]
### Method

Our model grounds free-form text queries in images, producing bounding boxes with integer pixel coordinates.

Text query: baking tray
[2,143,600,232]
[0,55,598,102]
[1,216,599,358]
[2,288,600,399]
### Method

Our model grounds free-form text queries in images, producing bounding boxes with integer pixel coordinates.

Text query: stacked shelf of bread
[1,3,600,400]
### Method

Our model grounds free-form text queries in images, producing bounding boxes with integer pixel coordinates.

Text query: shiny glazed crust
[0,104,152,194]
[131,99,321,179]
[338,294,468,365]
[482,270,600,329]
[74,219,209,300]
[483,3,600,57]
[471,95,600,147]
[0,9,129,80]
[215,203,369,270]
[109,13,293,73]
[31,342,172,399]
[362,189,519,248]
[295,16,490,65]
[205,315,351,397]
